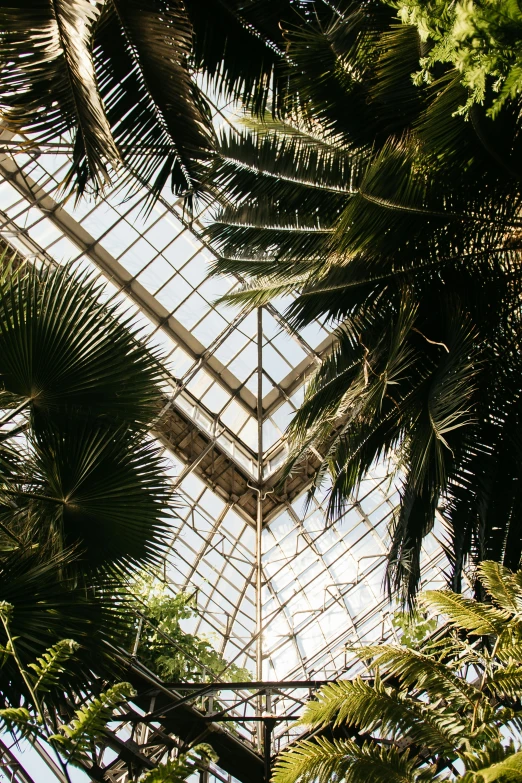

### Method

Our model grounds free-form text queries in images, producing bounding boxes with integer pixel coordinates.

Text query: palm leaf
[272,737,420,783]
[466,750,522,783]
[299,678,464,756]
[95,0,215,200]
[477,561,522,616]
[185,0,294,115]
[0,0,120,193]
[0,262,164,426]
[21,419,172,570]
[420,590,508,635]
[356,644,480,705]
[0,545,130,710]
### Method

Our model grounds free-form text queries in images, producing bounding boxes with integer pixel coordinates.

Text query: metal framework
[0,125,450,783]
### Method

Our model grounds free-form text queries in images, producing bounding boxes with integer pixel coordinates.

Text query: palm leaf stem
[0,523,23,548]
[1,489,66,505]
[359,185,522,227]
[218,154,356,194]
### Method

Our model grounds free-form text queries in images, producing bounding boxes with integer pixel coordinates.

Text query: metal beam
[0,148,258,415]
[0,739,37,783]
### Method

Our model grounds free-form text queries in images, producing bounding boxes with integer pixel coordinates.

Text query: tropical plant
[207,0,522,602]
[0,599,134,778]
[0,257,173,710]
[395,0,522,117]
[138,744,218,783]
[0,601,221,783]
[391,608,437,649]
[130,578,250,683]
[272,560,522,783]
[0,600,215,783]
[0,0,300,201]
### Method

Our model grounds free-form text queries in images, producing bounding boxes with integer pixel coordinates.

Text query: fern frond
[355,645,479,705]
[420,590,508,635]
[50,682,135,762]
[488,664,522,700]
[469,749,522,783]
[478,562,522,617]
[140,755,194,783]
[273,737,420,783]
[28,639,79,693]
[140,745,218,783]
[299,678,464,755]
[461,742,519,773]
[0,707,33,737]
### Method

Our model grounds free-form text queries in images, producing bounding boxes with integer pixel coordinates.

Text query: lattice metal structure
[0,118,450,782]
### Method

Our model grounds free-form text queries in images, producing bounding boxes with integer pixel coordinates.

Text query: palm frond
[355,644,480,705]
[299,678,463,756]
[0,262,164,425]
[273,737,420,783]
[420,590,508,635]
[0,544,130,710]
[95,0,215,200]
[465,749,522,783]
[0,0,120,192]
[185,0,294,115]
[0,707,33,738]
[23,420,172,570]
[477,561,522,616]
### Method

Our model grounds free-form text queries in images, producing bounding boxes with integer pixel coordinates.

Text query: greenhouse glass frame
[0,105,449,781]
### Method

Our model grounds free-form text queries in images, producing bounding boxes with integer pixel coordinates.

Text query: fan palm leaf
[0,543,130,711]
[16,420,172,570]
[0,262,164,425]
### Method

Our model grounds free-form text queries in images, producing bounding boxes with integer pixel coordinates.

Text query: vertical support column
[256,307,264,748]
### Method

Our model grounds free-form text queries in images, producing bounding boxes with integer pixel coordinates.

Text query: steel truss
[15,658,326,783]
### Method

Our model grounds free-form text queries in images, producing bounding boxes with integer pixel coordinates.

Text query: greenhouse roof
[0,121,449,776]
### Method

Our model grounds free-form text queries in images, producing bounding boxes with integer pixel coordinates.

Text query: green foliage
[0,259,172,711]
[50,682,136,765]
[0,1,298,200]
[392,610,437,648]
[28,639,79,693]
[394,0,522,116]
[467,750,522,783]
[132,578,250,683]
[0,706,32,737]
[139,744,218,783]
[0,603,207,783]
[273,561,522,783]
[0,603,127,761]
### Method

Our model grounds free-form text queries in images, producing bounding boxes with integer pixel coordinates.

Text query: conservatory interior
[0,3,519,783]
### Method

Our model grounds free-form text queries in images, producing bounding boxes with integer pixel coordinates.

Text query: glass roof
[0,131,331,467]
[0,123,449,667]
[0,113,450,776]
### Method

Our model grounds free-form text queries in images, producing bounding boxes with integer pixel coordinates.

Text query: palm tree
[272,561,522,783]
[0,0,300,201]
[0,257,173,710]
[206,1,522,603]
